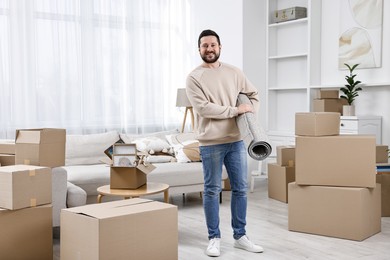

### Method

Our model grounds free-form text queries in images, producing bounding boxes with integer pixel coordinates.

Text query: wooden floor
[53,179,390,259]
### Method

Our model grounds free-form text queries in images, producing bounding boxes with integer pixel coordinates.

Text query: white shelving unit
[265,0,322,154]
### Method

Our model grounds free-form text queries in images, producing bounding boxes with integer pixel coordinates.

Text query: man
[186,29,264,257]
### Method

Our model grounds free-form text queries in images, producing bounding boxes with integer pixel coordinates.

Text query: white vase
[342,105,355,116]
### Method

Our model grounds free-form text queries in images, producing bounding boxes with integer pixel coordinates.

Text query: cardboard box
[0,154,15,166]
[61,199,178,260]
[268,163,295,203]
[110,163,155,189]
[0,205,53,259]
[288,182,381,241]
[318,89,339,99]
[376,174,390,217]
[15,128,66,167]
[295,112,340,136]
[296,135,376,188]
[0,141,15,154]
[313,98,347,114]
[0,164,52,210]
[376,145,389,163]
[276,146,295,166]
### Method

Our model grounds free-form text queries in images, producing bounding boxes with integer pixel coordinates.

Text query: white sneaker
[234,235,263,253]
[206,238,221,257]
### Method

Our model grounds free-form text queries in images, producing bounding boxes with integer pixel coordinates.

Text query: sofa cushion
[66,131,120,166]
[146,155,176,163]
[147,162,206,186]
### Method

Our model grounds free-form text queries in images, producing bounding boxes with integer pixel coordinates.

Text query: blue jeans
[199,140,248,240]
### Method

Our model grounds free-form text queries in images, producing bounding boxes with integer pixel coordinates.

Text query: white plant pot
[343,105,355,116]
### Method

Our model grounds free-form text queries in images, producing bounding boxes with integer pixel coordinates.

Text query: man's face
[199,36,221,64]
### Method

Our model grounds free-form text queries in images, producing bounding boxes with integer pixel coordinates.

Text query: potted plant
[340,63,362,116]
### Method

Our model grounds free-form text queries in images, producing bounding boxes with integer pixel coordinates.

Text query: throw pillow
[176,140,201,163]
[131,136,172,155]
[66,131,120,166]
[166,132,201,163]
[120,129,179,144]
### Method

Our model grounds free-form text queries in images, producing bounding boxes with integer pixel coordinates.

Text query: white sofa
[53,129,228,227]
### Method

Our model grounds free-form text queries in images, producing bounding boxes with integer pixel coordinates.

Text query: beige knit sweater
[186,62,259,146]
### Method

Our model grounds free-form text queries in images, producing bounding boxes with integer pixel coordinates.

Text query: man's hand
[237,104,253,115]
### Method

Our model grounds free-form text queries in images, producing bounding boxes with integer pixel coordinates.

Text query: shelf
[268,18,308,28]
[269,53,307,60]
[310,82,390,89]
[268,87,307,91]
[265,0,321,142]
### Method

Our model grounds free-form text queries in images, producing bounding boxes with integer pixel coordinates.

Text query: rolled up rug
[236,94,272,161]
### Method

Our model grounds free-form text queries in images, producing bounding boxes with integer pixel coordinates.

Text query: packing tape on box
[236,94,272,161]
[29,169,36,177]
[30,198,37,207]
[288,160,294,167]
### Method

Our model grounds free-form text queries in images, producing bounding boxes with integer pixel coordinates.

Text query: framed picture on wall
[338,0,383,69]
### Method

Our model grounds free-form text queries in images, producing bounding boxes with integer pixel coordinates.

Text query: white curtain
[0,0,195,138]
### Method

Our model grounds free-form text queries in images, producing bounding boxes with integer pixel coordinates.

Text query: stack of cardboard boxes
[0,165,53,259]
[312,89,347,115]
[0,128,66,259]
[268,146,296,203]
[288,112,381,241]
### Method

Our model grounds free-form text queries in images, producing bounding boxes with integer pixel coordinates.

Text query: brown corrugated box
[0,164,52,210]
[376,145,389,163]
[295,112,340,136]
[0,141,15,154]
[376,174,390,217]
[15,128,66,167]
[110,163,156,189]
[61,199,178,260]
[0,154,15,166]
[276,146,295,166]
[295,135,376,188]
[318,89,339,99]
[288,182,381,241]
[268,163,295,203]
[0,205,53,259]
[312,98,347,114]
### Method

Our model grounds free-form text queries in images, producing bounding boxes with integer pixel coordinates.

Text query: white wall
[243,0,267,173]
[188,0,243,69]
[321,0,390,145]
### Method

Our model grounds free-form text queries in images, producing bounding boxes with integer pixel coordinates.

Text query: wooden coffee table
[97,182,170,203]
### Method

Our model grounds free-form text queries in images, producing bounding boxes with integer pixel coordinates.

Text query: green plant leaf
[339,63,362,105]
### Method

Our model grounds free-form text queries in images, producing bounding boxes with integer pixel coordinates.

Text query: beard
[201,50,220,64]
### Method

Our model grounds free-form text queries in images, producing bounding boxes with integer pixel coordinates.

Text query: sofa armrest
[52,167,68,227]
[66,182,87,208]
